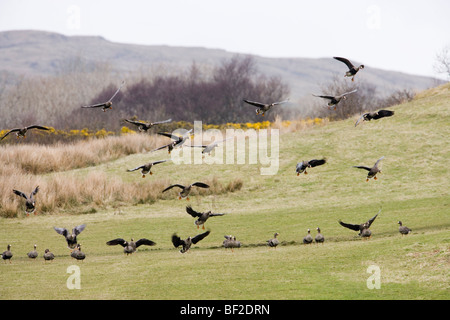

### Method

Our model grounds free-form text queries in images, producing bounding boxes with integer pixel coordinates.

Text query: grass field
[0,84,449,300]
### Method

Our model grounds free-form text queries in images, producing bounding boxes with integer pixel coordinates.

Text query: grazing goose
[296,158,327,175]
[223,235,241,251]
[106,238,156,255]
[339,209,381,238]
[54,224,86,250]
[162,182,210,200]
[267,233,280,248]
[153,129,193,154]
[1,244,13,263]
[313,89,357,110]
[315,228,325,244]
[27,244,38,259]
[355,110,395,127]
[186,205,226,229]
[398,221,412,235]
[171,230,210,254]
[353,156,384,182]
[43,249,54,262]
[127,160,169,178]
[81,81,125,112]
[190,137,234,156]
[1,125,50,141]
[13,186,39,216]
[333,57,365,81]
[71,244,86,261]
[124,118,172,132]
[303,229,313,244]
[243,99,289,116]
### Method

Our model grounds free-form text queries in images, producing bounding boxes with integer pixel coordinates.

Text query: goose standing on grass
[355,110,395,127]
[313,89,357,110]
[106,237,156,255]
[81,81,125,112]
[296,158,327,175]
[186,205,227,229]
[127,160,170,178]
[13,186,39,216]
[303,229,313,244]
[124,118,172,132]
[333,57,365,81]
[162,182,210,200]
[315,228,325,244]
[27,244,38,259]
[71,244,86,261]
[223,235,241,251]
[153,129,193,154]
[267,233,280,248]
[53,224,86,251]
[398,221,412,235]
[353,156,384,182]
[243,98,289,116]
[43,249,54,262]
[338,208,381,238]
[1,125,50,141]
[1,244,12,263]
[171,230,210,254]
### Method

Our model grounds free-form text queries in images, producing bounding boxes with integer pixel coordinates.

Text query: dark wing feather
[127,165,145,172]
[191,230,211,244]
[31,186,40,196]
[1,129,20,140]
[353,166,371,171]
[312,94,334,100]
[13,189,28,200]
[171,234,184,248]
[135,239,156,247]
[209,213,226,217]
[73,224,86,236]
[157,132,182,142]
[308,159,326,167]
[151,143,173,152]
[54,227,68,237]
[162,184,185,192]
[243,99,265,108]
[373,110,394,119]
[366,209,381,228]
[26,125,50,131]
[81,103,107,108]
[191,182,210,189]
[106,238,127,247]
[333,56,355,69]
[124,119,147,126]
[186,205,202,218]
[151,160,168,166]
[339,220,361,231]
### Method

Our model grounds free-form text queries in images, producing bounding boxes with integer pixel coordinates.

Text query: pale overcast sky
[0,0,449,79]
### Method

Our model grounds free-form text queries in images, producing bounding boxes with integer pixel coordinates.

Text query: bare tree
[434,45,450,80]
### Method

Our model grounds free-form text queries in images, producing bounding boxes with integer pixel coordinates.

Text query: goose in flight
[355,110,395,127]
[126,160,170,178]
[296,158,327,175]
[353,156,384,182]
[185,205,227,229]
[53,224,86,250]
[13,186,39,216]
[153,129,193,154]
[81,81,125,112]
[106,238,156,255]
[313,89,357,110]
[1,125,50,141]
[338,209,381,238]
[124,118,172,132]
[243,99,289,116]
[333,57,365,81]
[162,182,210,200]
[171,230,210,254]
[190,137,234,156]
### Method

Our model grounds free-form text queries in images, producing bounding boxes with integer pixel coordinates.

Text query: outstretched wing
[152,118,172,125]
[124,119,147,126]
[158,132,182,142]
[373,110,394,119]
[106,238,127,247]
[31,186,40,196]
[209,212,226,217]
[81,103,107,108]
[312,94,334,100]
[13,189,28,200]
[127,165,145,172]
[151,143,173,152]
[26,125,50,131]
[355,113,368,127]
[353,166,371,171]
[308,159,326,167]
[171,233,184,248]
[108,81,125,102]
[191,230,211,244]
[54,227,68,237]
[135,238,156,247]
[162,184,185,193]
[366,209,381,228]
[186,205,202,218]
[243,99,265,108]
[340,89,358,97]
[73,224,86,236]
[333,56,355,70]
[1,129,20,140]
[373,156,384,169]
[272,99,289,106]
[338,220,361,231]
[191,182,210,189]
[152,160,169,166]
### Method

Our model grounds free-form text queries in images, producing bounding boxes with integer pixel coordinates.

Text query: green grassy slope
[0,84,449,300]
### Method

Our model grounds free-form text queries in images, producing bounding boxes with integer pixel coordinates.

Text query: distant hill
[0,30,443,100]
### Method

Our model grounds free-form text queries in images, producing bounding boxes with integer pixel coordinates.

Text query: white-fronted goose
[333,57,365,81]
[243,99,289,116]
[223,235,241,251]
[171,230,210,253]
[127,160,169,178]
[13,186,39,216]
[1,125,50,141]
[303,229,313,244]
[106,238,156,255]
[163,182,210,200]
[43,249,54,262]
[1,244,12,263]
[339,209,381,238]
[186,205,226,229]
[124,118,172,132]
[353,156,384,182]
[398,221,412,235]
[27,244,38,259]
[190,137,234,156]
[81,81,125,112]
[313,89,357,110]
[54,224,86,250]
[296,158,327,175]
[71,244,86,261]
[267,233,280,248]
[315,228,324,244]
[355,110,395,127]
[153,129,193,154]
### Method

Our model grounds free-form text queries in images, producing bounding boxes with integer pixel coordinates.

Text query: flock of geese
[1,56,412,263]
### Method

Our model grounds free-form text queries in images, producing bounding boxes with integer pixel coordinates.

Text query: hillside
[0,30,442,101]
[0,83,448,300]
